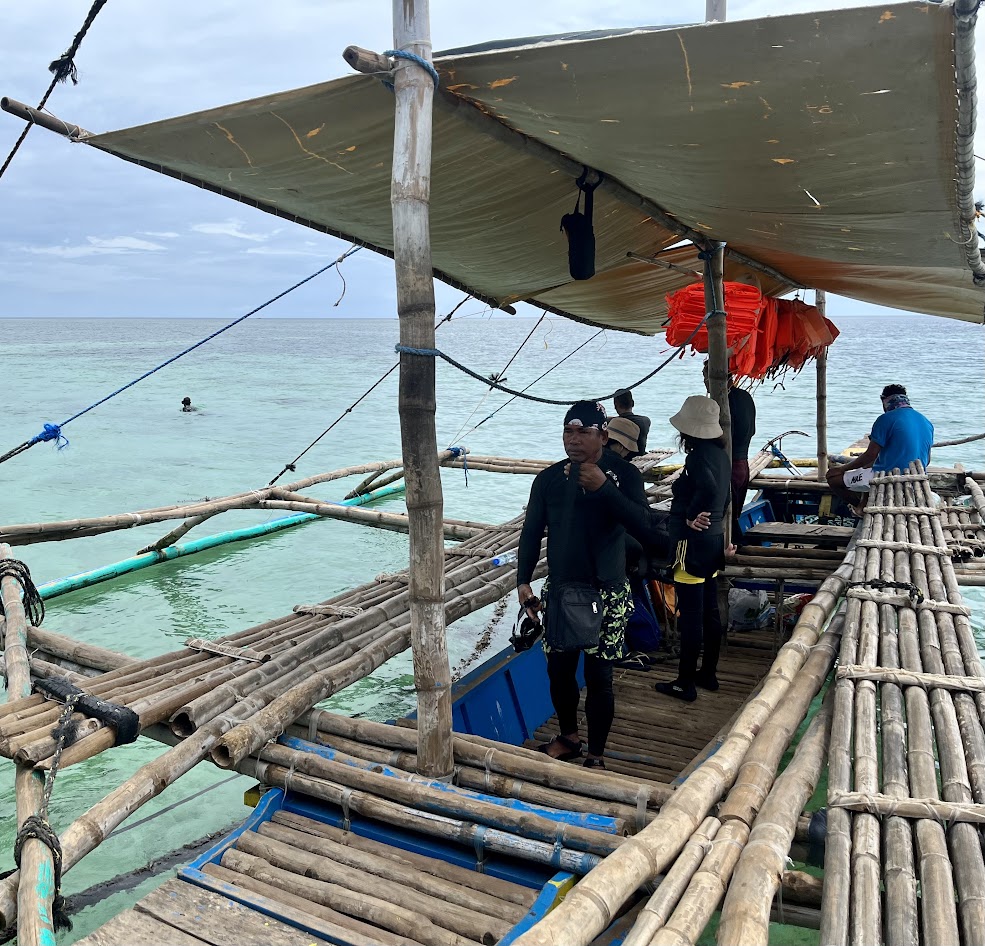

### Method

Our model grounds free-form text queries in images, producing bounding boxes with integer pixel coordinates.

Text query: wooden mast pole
[705,0,727,23]
[815,289,829,481]
[389,0,454,777]
[703,244,732,546]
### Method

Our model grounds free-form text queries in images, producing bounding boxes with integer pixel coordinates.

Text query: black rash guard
[517,452,649,589]
[669,440,732,537]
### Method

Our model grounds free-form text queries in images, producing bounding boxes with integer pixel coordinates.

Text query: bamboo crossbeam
[295,711,673,809]
[0,454,457,546]
[243,826,510,943]
[828,791,985,824]
[200,862,404,946]
[241,757,601,876]
[258,819,525,924]
[512,556,854,946]
[271,811,536,909]
[222,845,457,946]
[837,664,985,693]
[257,499,482,540]
[210,564,543,770]
[255,742,622,857]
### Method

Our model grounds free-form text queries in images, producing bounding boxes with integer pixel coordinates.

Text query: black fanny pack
[545,582,604,652]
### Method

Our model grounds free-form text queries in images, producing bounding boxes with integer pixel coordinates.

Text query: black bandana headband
[564,400,608,431]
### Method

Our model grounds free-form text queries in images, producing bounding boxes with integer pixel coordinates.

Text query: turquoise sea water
[1,312,984,941]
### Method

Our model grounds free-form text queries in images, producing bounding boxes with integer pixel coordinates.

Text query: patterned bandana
[563,400,608,430]
[884,394,911,412]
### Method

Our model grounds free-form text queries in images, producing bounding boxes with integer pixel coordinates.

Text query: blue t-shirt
[870,407,934,473]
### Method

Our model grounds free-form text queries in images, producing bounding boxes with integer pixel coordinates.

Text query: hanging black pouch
[559,170,602,281]
[543,462,604,652]
[545,582,604,652]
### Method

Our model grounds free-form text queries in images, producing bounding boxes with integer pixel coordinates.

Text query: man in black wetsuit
[516,400,648,769]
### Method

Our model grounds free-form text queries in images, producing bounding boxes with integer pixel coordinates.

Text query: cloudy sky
[0,0,978,320]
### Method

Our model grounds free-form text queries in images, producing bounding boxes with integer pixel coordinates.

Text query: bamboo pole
[512,557,853,946]
[623,610,843,945]
[221,847,457,946]
[296,711,673,809]
[271,811,536,909]
[872,480,917,946]
[387,0,453,779]
[208,564,535,771]
[239,828,506,942]
[241,758,601,876]
[718,690,833,945]
[0,455,454,546]
[903,473,985,942]
[0,546,56,946]
[814,290,828,481]
[257,820,524,924]
[258,498,482,540]
[200,862,405,946]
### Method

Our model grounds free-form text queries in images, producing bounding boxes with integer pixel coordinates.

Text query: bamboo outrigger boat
[2,2,985,945]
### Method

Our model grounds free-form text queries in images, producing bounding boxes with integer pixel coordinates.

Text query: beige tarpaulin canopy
[85,2,985,332]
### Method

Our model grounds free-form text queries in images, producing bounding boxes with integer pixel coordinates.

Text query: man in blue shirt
[826,384,934,511]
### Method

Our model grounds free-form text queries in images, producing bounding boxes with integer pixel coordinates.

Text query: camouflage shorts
[541,578,634,661]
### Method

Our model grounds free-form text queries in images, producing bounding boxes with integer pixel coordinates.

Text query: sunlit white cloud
[142,230,181,238]
[24,235,167,259]
[190,219,274,242]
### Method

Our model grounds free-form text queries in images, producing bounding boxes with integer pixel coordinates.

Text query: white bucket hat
[670,395,724,439]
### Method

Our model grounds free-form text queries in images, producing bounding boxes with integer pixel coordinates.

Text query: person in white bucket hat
[654,396,731,703]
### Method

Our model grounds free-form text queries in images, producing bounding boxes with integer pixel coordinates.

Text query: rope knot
[382,49,441,89]
[30,423,69,450]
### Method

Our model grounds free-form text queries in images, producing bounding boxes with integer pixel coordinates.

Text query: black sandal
[583,757,606,769]
[535,734,583,762]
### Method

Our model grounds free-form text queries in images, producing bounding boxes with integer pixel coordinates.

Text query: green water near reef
[1,313,983,942]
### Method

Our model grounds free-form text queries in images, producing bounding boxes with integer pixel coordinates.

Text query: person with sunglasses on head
[516,400,650,769]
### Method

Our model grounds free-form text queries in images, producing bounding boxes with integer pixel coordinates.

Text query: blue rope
[447,445,468,488]
[395,307,716,407]
[380,49,440,91]
[0,246,361,466]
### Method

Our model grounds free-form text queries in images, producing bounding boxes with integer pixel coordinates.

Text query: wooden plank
[745,522,855,545]
[75,907,209,946]
[134,879,327,946]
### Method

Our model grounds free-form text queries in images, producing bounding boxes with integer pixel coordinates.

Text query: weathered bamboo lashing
[0,545,57,946]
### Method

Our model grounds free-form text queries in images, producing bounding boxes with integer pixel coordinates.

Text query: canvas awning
[83,1,985,332]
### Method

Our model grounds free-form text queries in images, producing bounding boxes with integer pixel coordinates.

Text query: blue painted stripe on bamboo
[36,482,406,601]
[182,787,286,875]
[497,872,577,946]
[277,733,621,834]
[282,790,559,887]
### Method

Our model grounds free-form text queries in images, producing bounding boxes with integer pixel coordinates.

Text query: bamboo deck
[820,464,985,946]
[529,629,782,784]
